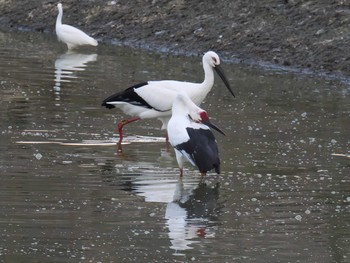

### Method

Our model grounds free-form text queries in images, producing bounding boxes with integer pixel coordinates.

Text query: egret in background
[102,51,234,147]
[167,93,224,177]
[56,3,98,50]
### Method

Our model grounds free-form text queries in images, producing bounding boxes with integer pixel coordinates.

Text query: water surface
[0,31,349,263]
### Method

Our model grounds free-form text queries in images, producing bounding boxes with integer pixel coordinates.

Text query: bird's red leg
[179,168,184,177]
[165,130,169,142]
[116,117,141,149]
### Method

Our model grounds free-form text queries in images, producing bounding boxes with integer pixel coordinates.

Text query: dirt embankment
[1,0,350,77]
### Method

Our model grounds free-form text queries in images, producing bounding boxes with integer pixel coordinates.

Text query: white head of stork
[56,3,98,50]
[167,93,224,177]
[102,51,234,148]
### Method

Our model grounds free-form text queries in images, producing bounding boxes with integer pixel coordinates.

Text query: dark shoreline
[1,1,350,83]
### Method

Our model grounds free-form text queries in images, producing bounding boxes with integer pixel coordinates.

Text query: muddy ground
[1,0,350,78]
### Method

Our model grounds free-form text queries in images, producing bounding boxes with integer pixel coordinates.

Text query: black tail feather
[101,82,150,109]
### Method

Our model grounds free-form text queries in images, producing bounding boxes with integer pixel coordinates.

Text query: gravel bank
[1,0,349,79]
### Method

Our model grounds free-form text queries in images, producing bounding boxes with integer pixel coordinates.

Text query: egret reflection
[54,52,97,92]
[128,174,221,253]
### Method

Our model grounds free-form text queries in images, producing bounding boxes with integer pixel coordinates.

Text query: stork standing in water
[167,93,224,177]
[101,51,234,149]
[56,3,98,50]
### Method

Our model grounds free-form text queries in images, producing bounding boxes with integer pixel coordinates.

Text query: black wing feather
[175,128,220,174]
[101,82,153,109]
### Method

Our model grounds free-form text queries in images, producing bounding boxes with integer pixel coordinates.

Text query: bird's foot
[116,139,123,153]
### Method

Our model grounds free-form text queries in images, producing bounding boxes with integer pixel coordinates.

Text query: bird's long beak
[202,119,226,136]
[214,65,235,97]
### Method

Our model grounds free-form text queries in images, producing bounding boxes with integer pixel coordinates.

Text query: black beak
[202,119,226,136]
[214,65,235,97]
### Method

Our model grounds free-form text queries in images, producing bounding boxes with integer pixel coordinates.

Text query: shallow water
[0,31,349,263]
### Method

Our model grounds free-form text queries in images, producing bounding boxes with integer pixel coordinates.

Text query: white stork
[167,93,224,177]
[102,51,234,148]
[56,3,98,50]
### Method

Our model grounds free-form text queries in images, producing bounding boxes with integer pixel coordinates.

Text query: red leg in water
[179,168,183,177]
[117,116,141,145]
[165,130,169,142]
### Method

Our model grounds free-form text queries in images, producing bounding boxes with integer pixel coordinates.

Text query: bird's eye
[212,57,217,64]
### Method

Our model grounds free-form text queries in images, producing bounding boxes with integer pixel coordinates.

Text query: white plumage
[102,51,234,146]
[167,93,224,177]
[56,3,98,50]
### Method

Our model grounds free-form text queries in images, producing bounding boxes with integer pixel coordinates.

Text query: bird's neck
[172,100,190,119]
[201,62,215,92]
[172,106,188,118]
[56,8,62,26]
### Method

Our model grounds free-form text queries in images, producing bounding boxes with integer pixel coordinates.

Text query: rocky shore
[1,0,349,79]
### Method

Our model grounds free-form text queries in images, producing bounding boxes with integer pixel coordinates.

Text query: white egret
[56,3,98,49]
